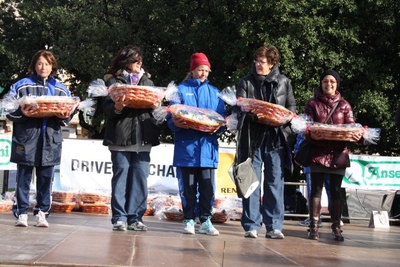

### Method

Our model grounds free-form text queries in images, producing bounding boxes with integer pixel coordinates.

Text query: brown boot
[308,197,321,240]
[330,199,344,241]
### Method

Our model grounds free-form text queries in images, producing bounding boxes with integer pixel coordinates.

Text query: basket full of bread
[169,104,226,133]
[107,84,165,109]
[217,87,294,127]
[308,123,382,144]
[17,96,80,118]
[237,98,294,126]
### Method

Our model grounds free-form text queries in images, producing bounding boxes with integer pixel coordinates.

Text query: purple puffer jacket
[304,87,356,169]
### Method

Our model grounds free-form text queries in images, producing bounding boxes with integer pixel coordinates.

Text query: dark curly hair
[107,45,143,76]
[254,45,280,66]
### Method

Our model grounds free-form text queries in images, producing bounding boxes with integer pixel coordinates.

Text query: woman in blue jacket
[167,52,226,235]
[7,50,73,228]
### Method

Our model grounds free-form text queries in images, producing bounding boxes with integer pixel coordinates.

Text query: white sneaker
[183,219,195,234]
[15,214,28,227]
[199,219,219,236]
[128,221,147,231]
[244,230,258,238]
[112,221,127,231]
[35,211,49,227]
[266,229,284,239]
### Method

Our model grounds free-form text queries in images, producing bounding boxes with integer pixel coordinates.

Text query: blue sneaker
[183,219,195,234]
[199,218,219,236]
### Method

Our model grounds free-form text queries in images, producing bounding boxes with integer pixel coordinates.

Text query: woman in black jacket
[235,45,296,239]
[102,45,160,231]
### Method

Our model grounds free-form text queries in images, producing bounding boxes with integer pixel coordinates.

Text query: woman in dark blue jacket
[7,50,73,228]
[167,52,226,236]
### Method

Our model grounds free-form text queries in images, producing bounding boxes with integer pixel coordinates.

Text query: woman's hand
[352,131,364,142]
[56,110,72,119]
[114,95,129,111]
[21,104,40,117]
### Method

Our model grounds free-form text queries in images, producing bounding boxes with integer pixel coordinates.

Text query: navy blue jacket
[6,74,72,166]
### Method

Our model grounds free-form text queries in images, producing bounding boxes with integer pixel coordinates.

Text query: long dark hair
[107,45,143,76]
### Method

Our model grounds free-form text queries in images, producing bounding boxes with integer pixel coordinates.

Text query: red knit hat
[190,52,211,71]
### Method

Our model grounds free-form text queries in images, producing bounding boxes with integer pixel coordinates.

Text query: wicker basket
[164,211,184,221]
[51,201,76,213]
[309,124,364,142]
[237,98,293,127]
[52,191,76,203]
[80,203,110,214]
[170,104,226,133]
[78,193,111,204]
[108,85,164,109]
[19,96,80,118]
[144,208,154,216]
[0,201,13,212]
[211,211,228,223]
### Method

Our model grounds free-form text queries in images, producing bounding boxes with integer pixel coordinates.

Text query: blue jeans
[241,143,285,232]
[110,151,150,225]
[13,165,54,218]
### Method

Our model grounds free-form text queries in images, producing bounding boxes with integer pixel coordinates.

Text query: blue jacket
[167,78,227,168]
[6,74,72,166]
[293,134,310,173]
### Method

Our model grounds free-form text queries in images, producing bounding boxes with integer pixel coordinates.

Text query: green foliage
[1,0,400,154]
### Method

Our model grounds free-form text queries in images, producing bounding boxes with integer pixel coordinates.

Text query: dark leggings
[310,172,343,201]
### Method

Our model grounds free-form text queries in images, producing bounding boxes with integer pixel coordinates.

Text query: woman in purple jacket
[304,70,362,241]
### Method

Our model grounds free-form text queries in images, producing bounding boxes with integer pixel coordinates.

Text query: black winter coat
[102,74,160,147]
[235,64,296,170]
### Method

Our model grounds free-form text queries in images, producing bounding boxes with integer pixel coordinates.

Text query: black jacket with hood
[102,74,160,147]
[235,64,296,171]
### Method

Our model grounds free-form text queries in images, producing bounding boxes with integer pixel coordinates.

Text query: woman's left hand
[56,110,72,119]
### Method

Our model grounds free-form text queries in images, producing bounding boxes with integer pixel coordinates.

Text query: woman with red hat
[167,52,227,236]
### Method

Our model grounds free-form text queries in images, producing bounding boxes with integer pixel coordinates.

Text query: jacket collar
[251,63,280,84]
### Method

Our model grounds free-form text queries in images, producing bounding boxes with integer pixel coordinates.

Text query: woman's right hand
[21,104,40,117]
[114,95,128,111]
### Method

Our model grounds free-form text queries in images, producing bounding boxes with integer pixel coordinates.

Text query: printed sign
[344,155,400,189]
[0,134,17,170]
